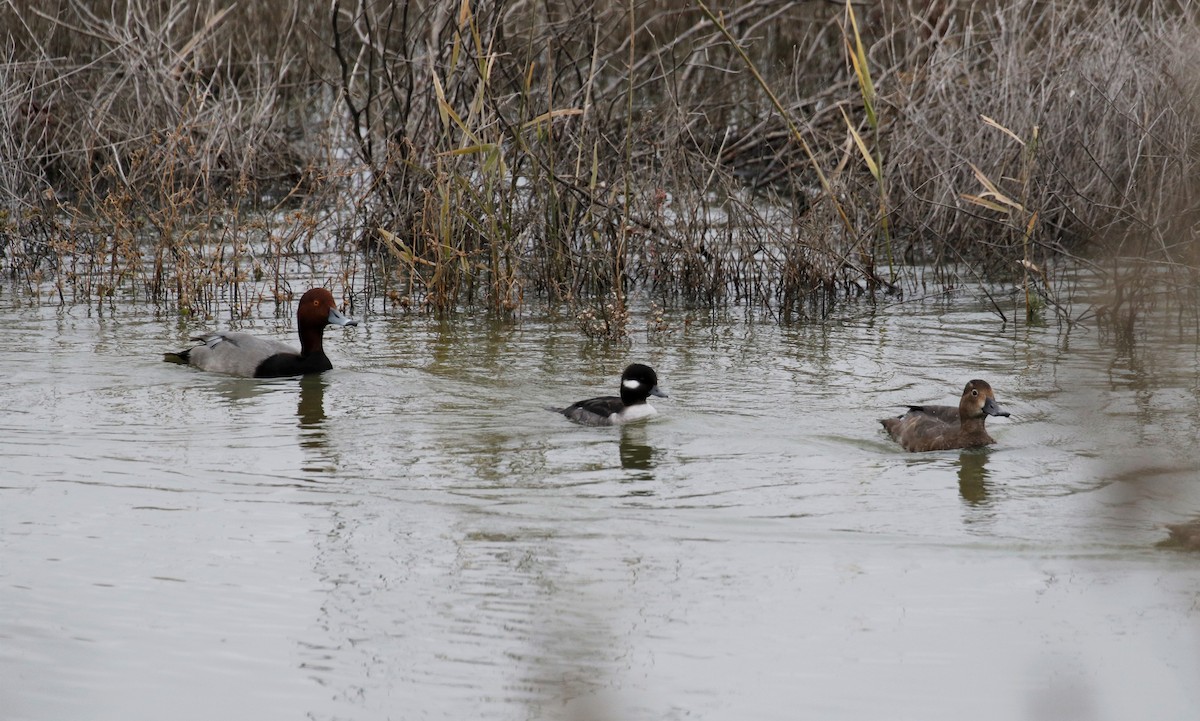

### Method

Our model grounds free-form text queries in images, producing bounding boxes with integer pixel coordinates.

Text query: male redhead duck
[166,288,358,378]
[554,363,668,426]
[881,379,1010,452]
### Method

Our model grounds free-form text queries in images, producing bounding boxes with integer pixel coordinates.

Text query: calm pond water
[2,283,1199,721]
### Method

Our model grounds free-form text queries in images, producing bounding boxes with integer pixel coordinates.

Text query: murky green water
[2,286,1199,720]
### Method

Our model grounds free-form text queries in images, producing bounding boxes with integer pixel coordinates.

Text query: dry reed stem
[0,0,1198,332]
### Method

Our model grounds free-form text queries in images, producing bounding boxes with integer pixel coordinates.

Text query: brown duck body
[881,380,1010,452]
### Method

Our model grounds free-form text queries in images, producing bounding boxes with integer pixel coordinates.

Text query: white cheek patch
[623,379,642,390]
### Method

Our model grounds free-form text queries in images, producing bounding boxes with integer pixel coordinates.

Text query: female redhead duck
[167,288,357,378]
[881,379,1010,452]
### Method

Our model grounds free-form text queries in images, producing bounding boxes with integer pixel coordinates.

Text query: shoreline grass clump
[2,0,1200,335]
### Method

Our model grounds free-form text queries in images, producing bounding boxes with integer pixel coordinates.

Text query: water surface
[3,288,1199,720]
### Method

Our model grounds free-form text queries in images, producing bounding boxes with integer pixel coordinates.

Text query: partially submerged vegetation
[2,0,1199,334]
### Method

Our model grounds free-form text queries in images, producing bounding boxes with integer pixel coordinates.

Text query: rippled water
[3,286,1200,721]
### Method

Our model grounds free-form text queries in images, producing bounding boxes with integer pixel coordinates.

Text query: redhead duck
[166,288,357,378]
[881,379,1010,452]
[554,363,668,426]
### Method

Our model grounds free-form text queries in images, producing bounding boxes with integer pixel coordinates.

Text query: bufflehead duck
[166,288,358,378]
[881,379,1010,452]
[555,363,668,426]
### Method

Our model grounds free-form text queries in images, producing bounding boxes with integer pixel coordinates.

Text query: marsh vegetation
[2,0,1199,333]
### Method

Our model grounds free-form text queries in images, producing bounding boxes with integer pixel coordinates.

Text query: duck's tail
[163,349,191,364]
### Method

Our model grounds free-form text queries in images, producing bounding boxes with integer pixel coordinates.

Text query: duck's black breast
[254,352,333,378]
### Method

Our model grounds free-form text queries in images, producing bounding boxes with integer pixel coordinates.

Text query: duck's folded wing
[191,331,291,353]
[560,395,622,425]
[905,404,959,424]
[883,412,955,451]
[187,332,297,377]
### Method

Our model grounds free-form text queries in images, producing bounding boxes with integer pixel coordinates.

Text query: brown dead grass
[1,0,1198,335]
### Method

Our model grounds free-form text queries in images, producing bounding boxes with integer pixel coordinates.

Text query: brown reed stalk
[1,0,1199,330]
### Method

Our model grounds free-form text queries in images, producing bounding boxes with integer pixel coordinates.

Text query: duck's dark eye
[971,389,978,397]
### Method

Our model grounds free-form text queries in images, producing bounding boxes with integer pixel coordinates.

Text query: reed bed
[2,0,1199,334]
